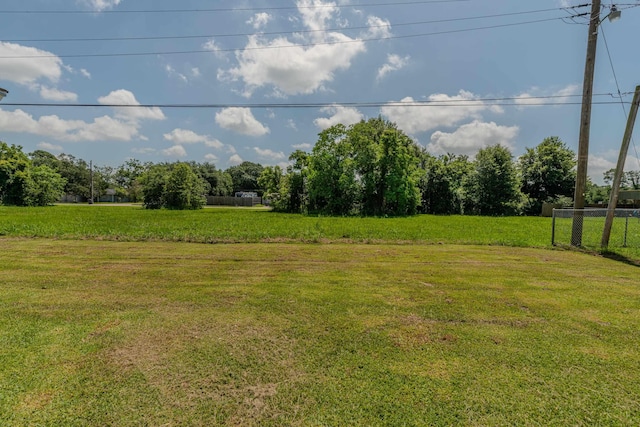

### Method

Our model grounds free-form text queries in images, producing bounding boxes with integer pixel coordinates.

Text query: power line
[1,95,630,110]
[2,7,565,44]
[0,0,471,14]
[600,26,640,170]
[0,16,571,59]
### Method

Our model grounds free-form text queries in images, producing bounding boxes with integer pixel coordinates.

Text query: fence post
[551,209,556,246]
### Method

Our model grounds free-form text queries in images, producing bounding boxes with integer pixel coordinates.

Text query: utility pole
[601,85,640,248]
[571,0,602,247]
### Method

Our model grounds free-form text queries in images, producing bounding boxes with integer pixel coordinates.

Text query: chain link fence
[552,208,640,248]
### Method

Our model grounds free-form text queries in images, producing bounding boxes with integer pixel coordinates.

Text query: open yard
[1,206,639,425]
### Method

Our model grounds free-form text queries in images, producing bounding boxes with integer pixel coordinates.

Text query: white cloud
[221,34,365,96]
[191,67,201,78]
[588,153,640,184]
[292,143,312,150]
[39,86,78,102]
[427,120,519,156]
[377,54,410,81]
[79,0,122,11]
[313,105,363,129]
[365,16,392,39]
[0,42,64,85]
[163,128,224,149]
[132,147,156,155]
[204,153,218,162]
[98,89,166,122]
[254,147,286,161]
[80,69,92,79]
[37,142,63,153]
[215,108,269,136]
[286,119,298,131]
[203,39,227,59]
[381,91,503,134]
[515,84,580,108]
[247,12,272,29]
[165,64,188,83]
[298,0,338,34]
[0,108,144,142]
[229,154,244,165]
[219,0,367,97]
[162,145,187,158]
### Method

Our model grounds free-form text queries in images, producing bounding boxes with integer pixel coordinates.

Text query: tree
[519,137,576,214]
[1,143,66,206]
[465,145,522,216]
[21,165,67,206]
[140,162,206,210]
[226,161,264,194]
[114,158,150,202]
[190,162,233,196]
[139,164,169,209]
[307,124,359,215]
[30,150,61,170]
[164,163,207,210]
[305,118,422,216]
[0,142,30,205]
[56,154,91,199]
[604,169,640,190]
[258,165,283,205]
[420,153,472,215]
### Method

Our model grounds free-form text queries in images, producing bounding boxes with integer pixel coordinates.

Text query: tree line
[261,118,579,216]
[1,117,636,213]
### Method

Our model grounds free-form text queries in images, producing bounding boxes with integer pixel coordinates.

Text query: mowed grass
[0,205,552,246]
[1,239,640,426]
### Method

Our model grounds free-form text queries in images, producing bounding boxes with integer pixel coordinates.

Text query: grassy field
[1,239,639,426]
[1,204,554,246]
[1,206,639,425]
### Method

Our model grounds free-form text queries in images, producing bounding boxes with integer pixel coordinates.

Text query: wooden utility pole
[601,85,640,248]
[571,0,602,247]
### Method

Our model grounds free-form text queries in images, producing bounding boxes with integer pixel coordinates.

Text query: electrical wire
[2,7,566,44]
[0,94,630,110]
[0,0,472,14]
[0,16,571,59]
[600,26,640,171]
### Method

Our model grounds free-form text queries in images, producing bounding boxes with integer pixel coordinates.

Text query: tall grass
[0,205,552,246]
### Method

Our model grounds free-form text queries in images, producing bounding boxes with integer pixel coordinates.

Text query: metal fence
[206,196,262,207]
[552,208,640,248]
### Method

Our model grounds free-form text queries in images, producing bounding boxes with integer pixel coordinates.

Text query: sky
[1,0,639,183]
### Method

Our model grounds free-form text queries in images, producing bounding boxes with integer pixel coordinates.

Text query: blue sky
[1,0,639,183]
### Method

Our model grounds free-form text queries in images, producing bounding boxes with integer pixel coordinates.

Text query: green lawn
[0,205,553,245]
[1,206,639,424]
[1,240,639,426]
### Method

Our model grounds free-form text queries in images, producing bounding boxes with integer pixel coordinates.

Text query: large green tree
[56,154,91,199]
[164,163,207,210]
[420,153,473,215]
[306,118,422,216]
[190,162,233,196]
[114,158,150,202]
[2,143,65,206]
[226,161,264,194]
[140,162,206,210]
[465,144,522,216]
[307,124,359,215]
[519,136,576,214]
